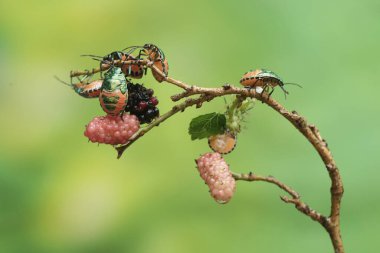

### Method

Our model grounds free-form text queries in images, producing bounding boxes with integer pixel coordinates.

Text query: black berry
[125,82,160,124]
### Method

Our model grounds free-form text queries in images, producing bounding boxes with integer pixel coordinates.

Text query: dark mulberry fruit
[125,82,159,124]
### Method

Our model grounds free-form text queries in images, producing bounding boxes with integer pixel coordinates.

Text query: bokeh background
[0,0,379,252]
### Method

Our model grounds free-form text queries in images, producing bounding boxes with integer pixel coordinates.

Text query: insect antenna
[122,46,141,53]
[278,85,289,100]
[81,54,103,59]
[54,76,72,87]
[279,84,289,94]
[285,82,303,88]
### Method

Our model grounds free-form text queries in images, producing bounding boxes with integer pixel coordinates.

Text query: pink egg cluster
[196,152,236,204]
[84,114,140,145]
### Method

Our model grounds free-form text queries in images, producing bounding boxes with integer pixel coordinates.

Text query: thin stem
[70,59,149,77]
[115,94,216,158]
[232,172,329,227]
[232,172,300,199]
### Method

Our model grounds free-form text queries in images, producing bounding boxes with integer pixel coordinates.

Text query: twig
[115,94,216,158]
[70,59,149,77]
[232,172,329,227]
[71,57,344,253]
[232,172,300,199]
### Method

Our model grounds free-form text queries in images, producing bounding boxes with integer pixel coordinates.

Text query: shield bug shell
[56,77,102,98]
[103,51,128,63]
[143,44,169,82]
[151,58,169,82]
[120,54,145,79]
[105,51,145,79]
[83,51,128,70]
[99,67,128,116]
[82,51,127,77]
[122,44,169,82]
[208,133,237,154]
[73,79,103,98]
[240,69,288,96]
[141,43,166,61]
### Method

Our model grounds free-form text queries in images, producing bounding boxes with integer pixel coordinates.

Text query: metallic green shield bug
[99,67,128,116]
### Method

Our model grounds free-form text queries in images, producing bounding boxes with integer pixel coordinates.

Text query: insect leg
[279,85,289,100]
[99,61,103,78]
[268,86,275,98]
[120,111,125,121]
[161,60,167,77]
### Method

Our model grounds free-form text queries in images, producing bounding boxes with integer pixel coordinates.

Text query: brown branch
[232,172,329,227]
[251,96,344,252]
[142,65,344,252]
[232,172,300,199]
[280,196,329,226]
[115,94,216,158]
[170,86,344,252]
[70,59,149,77]
[71,58,344,253]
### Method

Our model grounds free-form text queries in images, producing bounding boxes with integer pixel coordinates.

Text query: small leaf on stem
[189,113,226,140]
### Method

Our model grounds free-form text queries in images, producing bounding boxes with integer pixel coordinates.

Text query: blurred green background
[0,0,379,252]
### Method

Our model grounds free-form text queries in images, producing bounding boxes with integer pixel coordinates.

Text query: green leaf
[188,113,226,140]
